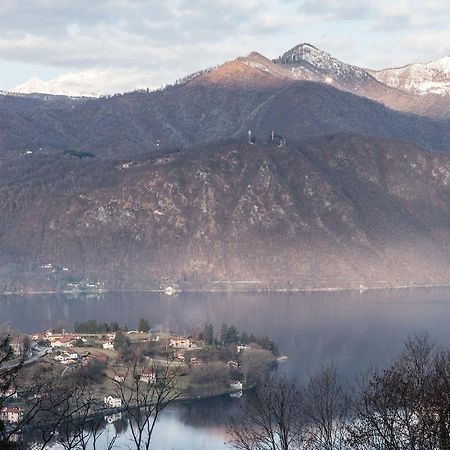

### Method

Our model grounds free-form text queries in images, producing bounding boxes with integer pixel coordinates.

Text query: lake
[2,287,450,449]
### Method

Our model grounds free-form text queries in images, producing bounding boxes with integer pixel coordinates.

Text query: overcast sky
[1,0,450,95]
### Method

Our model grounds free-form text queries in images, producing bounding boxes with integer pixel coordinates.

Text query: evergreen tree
[113,331,130,351]
[202,323,214,345]
[221,324,239,345]
[225,325,240,345]
[138,318,150,333]
[220,324,228,344]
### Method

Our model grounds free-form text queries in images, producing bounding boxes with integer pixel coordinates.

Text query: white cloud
[1,0,450,93]
[404,30,450,60]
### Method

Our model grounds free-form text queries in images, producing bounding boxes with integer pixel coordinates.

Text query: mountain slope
[2,70,450,161]
[2,134,450,292]
[2,44,450,163]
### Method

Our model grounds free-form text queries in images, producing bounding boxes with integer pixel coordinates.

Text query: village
[0,320,281,428]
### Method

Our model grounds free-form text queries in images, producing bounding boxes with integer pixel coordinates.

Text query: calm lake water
[2,288,450,449]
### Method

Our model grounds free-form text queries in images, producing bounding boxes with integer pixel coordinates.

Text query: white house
[54,352,79,364]
[237,345,249,353]
[0,407,24,423]
[230,381,243,391]
[50,336,75,348]
[140,371,156,384]
[114,373,125,383]
[104,412,122,424]
[104,396,122,408]
[169,337,193,349]
[102,342,114,350]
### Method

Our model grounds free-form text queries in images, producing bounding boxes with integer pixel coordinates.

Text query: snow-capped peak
[274,43,373,87]
[12,74,100,97]
[373,56,450,96]
[10,68,157,98]
[277,43,325,65]
[13,77,50,94]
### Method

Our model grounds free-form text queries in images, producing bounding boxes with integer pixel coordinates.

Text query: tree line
[199,323,280,356]
[73,318,150,334]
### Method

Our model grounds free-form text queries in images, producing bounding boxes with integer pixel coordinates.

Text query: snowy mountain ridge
[13,75,100,97]
[373,56,450,96]
[7,43,450,100]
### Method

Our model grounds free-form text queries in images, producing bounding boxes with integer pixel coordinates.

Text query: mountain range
[1,43,450,292]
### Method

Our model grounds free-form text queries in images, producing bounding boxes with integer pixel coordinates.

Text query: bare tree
[22,361,118,450]
[347,334,446,450]
[112,356,183,450]
[1,333,117,450]
[303,365,350,450]
[228,374,304,450]
[54,382,112,450]
[0,333,27,449]
[424,346,450,450]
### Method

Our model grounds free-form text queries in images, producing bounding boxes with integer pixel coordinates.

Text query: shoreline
[4,282,450,297]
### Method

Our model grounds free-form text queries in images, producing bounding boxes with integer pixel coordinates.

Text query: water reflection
[2,288,450,449]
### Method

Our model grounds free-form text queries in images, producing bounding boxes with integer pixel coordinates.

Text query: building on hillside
[0,407,24,424]
[230,381,243,391]
[114,373,125,383]
[104,396,122,408]
[237,345,249,353]
[104,412,122,424]
[169,337,193,349]
[10,337,24,356]
[102,341,114,350]
[50,336,75,348]
[90,351,108,363]
[140,371,156,384]
[54,352,79,364]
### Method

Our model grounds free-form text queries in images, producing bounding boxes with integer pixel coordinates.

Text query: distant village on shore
[1,320,282,429]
